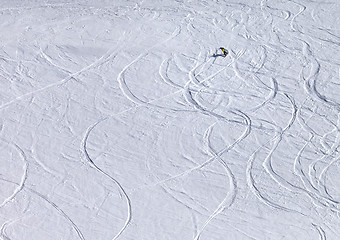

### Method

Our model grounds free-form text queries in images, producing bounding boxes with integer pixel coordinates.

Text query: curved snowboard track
[82,119,132,240]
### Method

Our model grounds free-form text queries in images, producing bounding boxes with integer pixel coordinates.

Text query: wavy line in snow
[0,175,86,240]
[312,224,326,240]
[150,109,251,188]
[28,188,86,240]
[158,55,184,89]
[294,135,340,213]
[194,123,238,240]
[82,118,132,240]
[248,77,278,112]
[262,93,298,191]
[117,26,181,105]
[0,143,28,209]
[246,146,297,213]
[301,40,340,111]
[289,1,306,32]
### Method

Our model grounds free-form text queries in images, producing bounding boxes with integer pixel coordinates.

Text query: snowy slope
[1,0,340,239]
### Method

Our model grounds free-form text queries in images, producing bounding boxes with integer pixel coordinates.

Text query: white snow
[1,0,340,239]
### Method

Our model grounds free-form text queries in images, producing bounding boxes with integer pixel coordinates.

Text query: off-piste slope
[0,0,340,239]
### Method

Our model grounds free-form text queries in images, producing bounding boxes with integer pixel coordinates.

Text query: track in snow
[1,0,340,239]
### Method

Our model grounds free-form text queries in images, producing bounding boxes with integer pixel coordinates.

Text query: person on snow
[220,47,228,57]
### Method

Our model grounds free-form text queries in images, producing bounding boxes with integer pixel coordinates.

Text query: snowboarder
[220,47,228,57]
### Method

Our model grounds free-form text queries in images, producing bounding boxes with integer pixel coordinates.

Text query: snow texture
[1,0,340,239]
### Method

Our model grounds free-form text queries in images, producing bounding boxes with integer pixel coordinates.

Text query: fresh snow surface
[1,0,340,239]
